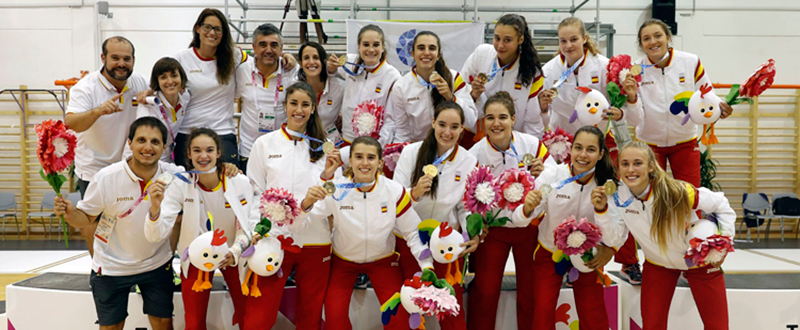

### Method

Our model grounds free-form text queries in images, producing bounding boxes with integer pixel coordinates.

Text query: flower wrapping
[259,188,300,226]
[725,59,776,106]
[35,119,77,247]
[542,127,574,164]
[463,166,500,215]
[686,234,734,267]
[411,285,460,321]
[554,215,602,256]
[382,142,409,172]
[496,168,535,210]
[352,99,384,139]
[605,54,641,108]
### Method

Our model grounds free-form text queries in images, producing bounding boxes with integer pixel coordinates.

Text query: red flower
[496,168,535,210]
[35,119,76,175]
[739,59,776,98]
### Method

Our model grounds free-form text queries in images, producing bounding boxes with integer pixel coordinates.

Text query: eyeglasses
[200,23,223,34]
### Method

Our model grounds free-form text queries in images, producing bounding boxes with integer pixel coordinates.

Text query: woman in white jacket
[528,126,616,330]
[393,101,479,330]
[295,42,346,145]
[540,16,644,285]
[245,81,335,330]
[300,136,434,329]
[592,141,736,330]
[382,31,478,144]
[466,91,554,330]
[144,128,252,329]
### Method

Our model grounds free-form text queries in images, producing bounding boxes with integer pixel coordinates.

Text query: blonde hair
[620,141,693,252]
[558,17,600,56]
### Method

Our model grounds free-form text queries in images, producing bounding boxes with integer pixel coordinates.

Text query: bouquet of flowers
[352,99,384,139]
[411,286,460,321]
[724,58,776,105]
[35,119,77,246]
[606,54,641,108]
[542,127,574,164]
[552,216,610,286]
[381,268,458,328]
[496,168,535,211]
[383,142,410,172]
[686,235,734,267]
[259,188,300,227]
[463,167,506,239]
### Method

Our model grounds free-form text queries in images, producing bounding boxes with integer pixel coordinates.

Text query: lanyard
[487,57,514,82]
[432,147,453,167]
[634,52,670,75]
[332,180,375,201]
[341,60,379,76]
[415,70,436,89]
[553,57,583,89]
[490,140,523,162]
[284,127,344,152]
[614,183,650,207]
[151,95,177,144]
[251,59,283,112]
[171,167,219,184]
[555,167,596,190]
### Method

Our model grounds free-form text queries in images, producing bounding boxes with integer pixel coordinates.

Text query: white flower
[705,248,725,264]
[549,141,568,158]
[52,137,69,158]
[262,201,286,222]
[474,182,495,204]
[355,113,377,136]
[566,231,587,248]
[503,182,524,203]
[618,68,630,84]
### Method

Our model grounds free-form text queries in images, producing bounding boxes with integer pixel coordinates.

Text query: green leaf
[607,81,621,95]
[434,278,456,296]
[724,84,741,104]
[581,251,594,263]
[489,217,510,227]
[466,213,484,238]
[254,217,272,236]
[421,268,438,283]
[39,168,48,182]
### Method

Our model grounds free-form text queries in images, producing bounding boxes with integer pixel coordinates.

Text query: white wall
[0,0,798,89]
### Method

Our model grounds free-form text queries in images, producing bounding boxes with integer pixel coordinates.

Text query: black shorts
[90,261,175,326]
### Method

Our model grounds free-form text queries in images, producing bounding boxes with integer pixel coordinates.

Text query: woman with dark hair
[392,101,479,330]
[461,14,548,145]
[382,31,478,145]
[245,81,334,330]
[296,42,346,145]
[528,125,617,330]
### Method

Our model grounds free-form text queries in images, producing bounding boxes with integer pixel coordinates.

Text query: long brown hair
[284,82,326,162]
[189,8,236,85]
[558,17,600,56]
[574,126,617,186]
[620,141,692,252]
[412,31,454,108]
[410,101,464,199]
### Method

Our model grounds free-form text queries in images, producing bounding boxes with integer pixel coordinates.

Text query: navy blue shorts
[90,261,175,326]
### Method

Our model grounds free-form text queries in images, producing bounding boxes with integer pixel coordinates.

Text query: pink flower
[606,54,641,96]
[496,168,535,210]
[382,142,409,171]
[35,119,77,175]
[542,127,574,164]
[686,235,734,266]
[352,99,384,139]
[259,188,300,226]
[739,59,776,98]
[410,285,460,320]
[463,166,500,215]
[554,215,602,255]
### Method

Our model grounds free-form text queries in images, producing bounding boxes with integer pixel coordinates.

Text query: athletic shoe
[355,273,372,289]
[564,275,573,288]
[620,263,642,285]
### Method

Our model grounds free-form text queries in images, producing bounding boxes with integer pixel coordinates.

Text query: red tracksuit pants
[467,225,538,330]
[614,235,639,265]
[325,254,410,330]
[243,245,331,330]
[649,140,701,187]
[396,237,467,330]
[181,264,247,330]
[641,261,729,330]
[532,245,609,330]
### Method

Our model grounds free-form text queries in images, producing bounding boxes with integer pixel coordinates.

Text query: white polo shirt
[175,47,246,135]
[77,159,183,276]
[234,57,299,158]
[66,70,148,181]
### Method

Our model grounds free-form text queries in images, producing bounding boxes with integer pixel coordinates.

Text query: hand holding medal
[591,186,608,211]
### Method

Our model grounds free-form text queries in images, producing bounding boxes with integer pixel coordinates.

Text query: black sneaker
[564,276,573,288]
[355,273,371,289]
[620,263,642,285]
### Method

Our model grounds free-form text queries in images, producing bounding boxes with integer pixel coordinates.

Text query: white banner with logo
[345,19,485,74]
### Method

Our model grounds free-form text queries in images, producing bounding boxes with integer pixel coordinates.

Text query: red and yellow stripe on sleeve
[528,73,544,100]
[396,188,412,217]
[536,140,551,162]
[685,183,699,209]
[453,73,466,93]
[694,59,705,82]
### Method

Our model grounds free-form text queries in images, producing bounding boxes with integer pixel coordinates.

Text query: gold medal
[430,71,442,83]
[477,72,489,84]
[630,64,642,76]
[550,88,559,99]
[604,180,617,195]
[337,55,348,66]
[323,181,336,196]
[157,172,173,185]
[522,153,535,167]
[423,164,439,178]
[322,141,335,154]
[539,184,553,198]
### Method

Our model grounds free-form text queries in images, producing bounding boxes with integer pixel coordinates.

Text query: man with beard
[53,117,181,330]
[65,36,147,255]
[234,23,297,171]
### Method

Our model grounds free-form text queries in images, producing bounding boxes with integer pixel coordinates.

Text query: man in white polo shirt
[65,36,148,255]
[54,117,181,330]
[235,23,298,171]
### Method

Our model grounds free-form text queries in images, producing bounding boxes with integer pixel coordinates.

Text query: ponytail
[497,14,542,86]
